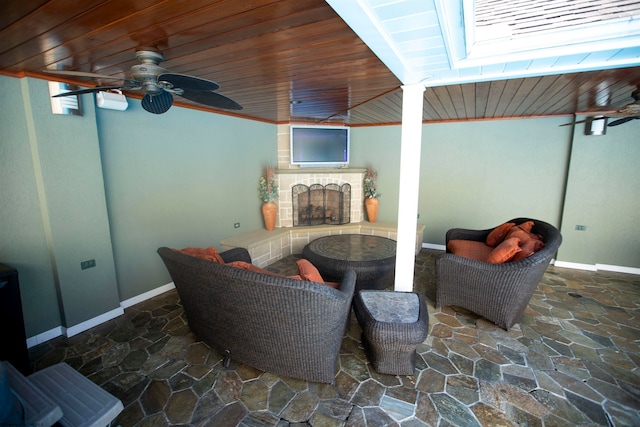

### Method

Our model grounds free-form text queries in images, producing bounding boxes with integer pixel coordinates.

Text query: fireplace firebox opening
[292,183,351,226]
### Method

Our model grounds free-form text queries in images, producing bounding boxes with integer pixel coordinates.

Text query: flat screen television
[290,125,350,167]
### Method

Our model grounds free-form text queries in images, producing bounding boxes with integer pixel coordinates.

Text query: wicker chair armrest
[219,247,252,264]
[337,269,357,298]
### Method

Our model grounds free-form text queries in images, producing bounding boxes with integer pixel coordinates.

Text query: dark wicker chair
[158,247,356,383]
[435,218,562,330]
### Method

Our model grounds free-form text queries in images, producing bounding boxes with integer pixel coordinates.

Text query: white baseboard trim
[27,282,176,348]
[64,307,125,338]
[549,260,640,275]
[422,243,446,251]
[120,282,175,309]
[553,261,596,271]
[26,326,63,348]
[596,263,640,275]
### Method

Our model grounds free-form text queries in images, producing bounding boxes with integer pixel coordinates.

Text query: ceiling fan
[561,86,640,127]
[43,50,242,114]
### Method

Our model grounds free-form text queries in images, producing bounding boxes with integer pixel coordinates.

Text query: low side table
[354,290,429,375]
[302,234,396,290]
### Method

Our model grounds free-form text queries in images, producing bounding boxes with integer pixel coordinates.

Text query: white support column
[394,83,425,292]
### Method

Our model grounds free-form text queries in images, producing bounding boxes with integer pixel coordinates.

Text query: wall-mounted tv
[290,125,350,168]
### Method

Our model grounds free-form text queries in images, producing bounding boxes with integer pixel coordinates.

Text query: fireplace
[292,184,351,226]
[274,168,365,228]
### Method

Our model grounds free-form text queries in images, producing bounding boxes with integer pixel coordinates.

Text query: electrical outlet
[234,222,240,229]
[575,225,587,231]
[81,259,96,270]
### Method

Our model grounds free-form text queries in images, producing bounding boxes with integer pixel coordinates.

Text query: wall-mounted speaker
[584,116,607,136]
[96,91,128,111]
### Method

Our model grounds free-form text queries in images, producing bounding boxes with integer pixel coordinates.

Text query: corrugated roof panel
[476,0,640,37]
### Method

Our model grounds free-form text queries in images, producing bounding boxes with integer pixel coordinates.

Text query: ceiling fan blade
[42,69,139,85]
[559,117,603,127]
[52,86,140,97]
[158,73,219,91]
[178,89,242,110]
[607,116,638,127]
[141,91,173,114]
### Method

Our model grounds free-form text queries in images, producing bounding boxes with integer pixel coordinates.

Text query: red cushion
[296,259,325,283]
[176,247,224,264]
[486,237,522,264]
[486,222,516,247]
[511,238,545,261]
[506,223,543,244]
[448,240,494,262]
[226,261,282,276]
[518,221,535,233]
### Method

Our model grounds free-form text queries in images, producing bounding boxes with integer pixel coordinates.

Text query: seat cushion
[448,237,523,264]
[447,240,494,262]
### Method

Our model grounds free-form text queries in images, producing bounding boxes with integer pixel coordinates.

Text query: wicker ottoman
[353,290,429,375]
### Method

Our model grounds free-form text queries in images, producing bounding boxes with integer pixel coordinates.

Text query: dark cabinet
[0,263,30,374]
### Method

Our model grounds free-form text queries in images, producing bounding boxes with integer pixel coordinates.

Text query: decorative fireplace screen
[292,183,351,226]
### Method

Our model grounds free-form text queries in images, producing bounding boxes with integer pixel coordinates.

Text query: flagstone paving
[28,249,640,426]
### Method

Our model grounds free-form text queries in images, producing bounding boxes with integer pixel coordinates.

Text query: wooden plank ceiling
[1,0,639,126]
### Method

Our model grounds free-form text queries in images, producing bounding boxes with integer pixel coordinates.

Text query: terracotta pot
[262,201,277,231]
[365,197,379,223]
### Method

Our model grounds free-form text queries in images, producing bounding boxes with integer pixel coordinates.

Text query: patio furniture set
[159,217,562,382]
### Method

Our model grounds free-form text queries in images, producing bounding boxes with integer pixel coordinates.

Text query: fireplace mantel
[275,168,366,228]
[276,167,367,174]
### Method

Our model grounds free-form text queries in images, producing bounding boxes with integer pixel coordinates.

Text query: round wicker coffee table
[302,234,396,290]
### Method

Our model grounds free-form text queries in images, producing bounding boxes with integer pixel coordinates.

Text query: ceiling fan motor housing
[132,50,167,95]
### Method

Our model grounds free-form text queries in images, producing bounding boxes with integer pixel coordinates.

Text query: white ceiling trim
[328,0,640,88]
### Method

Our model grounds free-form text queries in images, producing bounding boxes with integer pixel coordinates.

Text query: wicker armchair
[157,247,356,383]
[435,218,562,330]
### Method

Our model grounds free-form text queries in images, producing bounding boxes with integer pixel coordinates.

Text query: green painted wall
[0,76,60,336]
[0,76,120,334]
[559,119,640,268]
[96,99,276,300]
[350,125,402,222]
[351,117,639,269]
[418,118,572,243]
[352,118,572,243]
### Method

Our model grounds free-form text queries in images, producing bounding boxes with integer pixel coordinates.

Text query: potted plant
[259,166,279,230]
[363,167,379,222]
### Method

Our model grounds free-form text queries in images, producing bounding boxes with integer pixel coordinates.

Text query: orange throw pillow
[486,237,522,263]
[505,222,544,248]
[296,259,326,284]
[486,222,516,247]
[225,261,282,276]
[518,221,535,232]
[177,247,224,264]
[511,238,545,261]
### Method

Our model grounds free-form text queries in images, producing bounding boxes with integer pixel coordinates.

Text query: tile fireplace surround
[275,168,366,228]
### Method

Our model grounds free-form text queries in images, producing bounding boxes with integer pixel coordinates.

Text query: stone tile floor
[28,249,640,426]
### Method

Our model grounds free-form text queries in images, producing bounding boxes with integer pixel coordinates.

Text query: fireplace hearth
[292,183,351,226]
